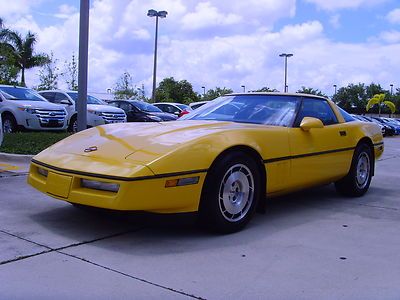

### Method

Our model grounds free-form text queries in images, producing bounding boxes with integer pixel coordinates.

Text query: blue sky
[2,0,400,97]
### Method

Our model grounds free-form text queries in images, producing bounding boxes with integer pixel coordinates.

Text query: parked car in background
[381,117,400,134]
[0,114,3,146]
[153,102,193,118]
[372,117,400,135]
[189,101,209,110]
[362,116,395,136]
[109,100,177,122]
[39,90,126,132]
[352,114,386,136]
[0,85,67,133]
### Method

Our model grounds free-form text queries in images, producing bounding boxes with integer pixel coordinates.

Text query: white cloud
[0,0,42,16]
[378,30,400,43]
[305,0,387,11]
[181,2,242,30]
[4,0,400,98]
[386,8,400,24]
[329,14,341,28]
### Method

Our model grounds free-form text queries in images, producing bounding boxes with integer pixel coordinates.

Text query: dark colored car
[369,117,396,136]
[109,100,177,122]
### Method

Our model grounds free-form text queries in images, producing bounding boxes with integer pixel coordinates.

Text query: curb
[0,152,33,164]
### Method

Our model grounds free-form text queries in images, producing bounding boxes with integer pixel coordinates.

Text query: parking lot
[0,137,400,299]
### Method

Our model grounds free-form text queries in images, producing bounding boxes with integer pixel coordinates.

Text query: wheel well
[208,145,267,212]
[1,111,16,120]
[356,137,375,176]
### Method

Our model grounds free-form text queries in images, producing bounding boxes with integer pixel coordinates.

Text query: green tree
[113,71,138,100]
[63,52,78,91]
[0,18,19,85]
[297,86,327,97]
[155,77,199,104]
[366,93,396,117]
[0,29,49,86]
[333,83,367,114]
[203,87,233,101]
[36,52,59,90]
[253,87,278,92]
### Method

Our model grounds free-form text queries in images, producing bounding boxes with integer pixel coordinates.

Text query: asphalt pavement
[0,138,399,299]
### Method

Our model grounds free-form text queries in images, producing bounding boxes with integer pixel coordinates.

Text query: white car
[153,102,193,118]
[189,101,209,110]
[0,85,68,133]
[39,90,126,132]
[0,114,3,146]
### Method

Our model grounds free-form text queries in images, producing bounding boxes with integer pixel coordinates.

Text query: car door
[288,98,353,189]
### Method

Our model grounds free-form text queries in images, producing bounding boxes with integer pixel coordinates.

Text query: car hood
[33,120,266,177]
[10,100,64,110]
[87,104,124,113]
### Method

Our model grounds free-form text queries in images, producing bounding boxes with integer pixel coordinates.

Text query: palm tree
[366,93,396,117]
[0,29,49,86]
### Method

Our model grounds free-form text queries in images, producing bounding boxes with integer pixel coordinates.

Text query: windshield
[67,92,106,105]
[0,86,46,101]
[176,104,192,111]
[182,95,300,126]
[132,101,162,112]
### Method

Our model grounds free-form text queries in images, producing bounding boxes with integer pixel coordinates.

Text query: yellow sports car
[28,93,384,233]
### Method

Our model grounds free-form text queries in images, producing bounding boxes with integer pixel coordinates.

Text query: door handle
[339,131,347,136]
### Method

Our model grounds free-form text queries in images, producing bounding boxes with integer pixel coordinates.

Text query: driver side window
[295,98,338,126]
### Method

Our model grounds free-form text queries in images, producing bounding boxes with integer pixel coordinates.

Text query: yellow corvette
[28,93,384,233]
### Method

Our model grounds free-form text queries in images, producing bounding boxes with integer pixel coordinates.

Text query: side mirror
[60,99,71,105]
[300,117,324,131]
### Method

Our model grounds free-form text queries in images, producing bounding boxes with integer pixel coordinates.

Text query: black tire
[2,114,18,133]
[68,116,77,133]
[335,144,373,197]
[199,152,261,233]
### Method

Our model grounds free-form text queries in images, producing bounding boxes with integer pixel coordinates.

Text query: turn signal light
[165,176,199,188]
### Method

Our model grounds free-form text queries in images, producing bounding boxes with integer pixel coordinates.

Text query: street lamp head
[279,53,293,58]
[158,11,168,18]
[147,9,158,17]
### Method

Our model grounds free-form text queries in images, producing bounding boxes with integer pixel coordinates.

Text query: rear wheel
[335,144,373,197]
[199,152,261,233]
[2,114,17,133]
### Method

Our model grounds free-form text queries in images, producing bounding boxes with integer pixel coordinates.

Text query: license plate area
[46,172,73,198]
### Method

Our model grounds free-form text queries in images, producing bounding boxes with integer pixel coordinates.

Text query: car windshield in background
[67,92,105,105]
[132,100,162,112]
[182,95,300,127]
[0,87,46,101]
[176,104,192,111]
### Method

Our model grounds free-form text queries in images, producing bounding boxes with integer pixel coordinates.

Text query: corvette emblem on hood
[84,146,98,153]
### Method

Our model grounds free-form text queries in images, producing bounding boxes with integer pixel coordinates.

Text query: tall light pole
[148,9,168,102]
[390,84,394,95]
[201,86,206,97]
[333,84,337,95]
[279,53,293,92]
[77,0,89,132]
[241,85,246,93]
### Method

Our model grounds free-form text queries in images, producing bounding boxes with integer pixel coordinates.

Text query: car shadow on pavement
[27,182,395,256]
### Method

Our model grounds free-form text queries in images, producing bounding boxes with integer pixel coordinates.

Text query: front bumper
[28,161,205,213]
[20,111,67,130]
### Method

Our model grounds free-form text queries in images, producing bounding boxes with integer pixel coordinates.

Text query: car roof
[225,92,329,100]
[0,84,29,89]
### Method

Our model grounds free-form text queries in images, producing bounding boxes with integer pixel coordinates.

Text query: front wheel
[335,144,373,197]
[199,152,261,233]
[2,114,17,133]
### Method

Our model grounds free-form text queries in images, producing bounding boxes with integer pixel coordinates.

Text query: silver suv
[39,90,126,132]
[0,85,67,133]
